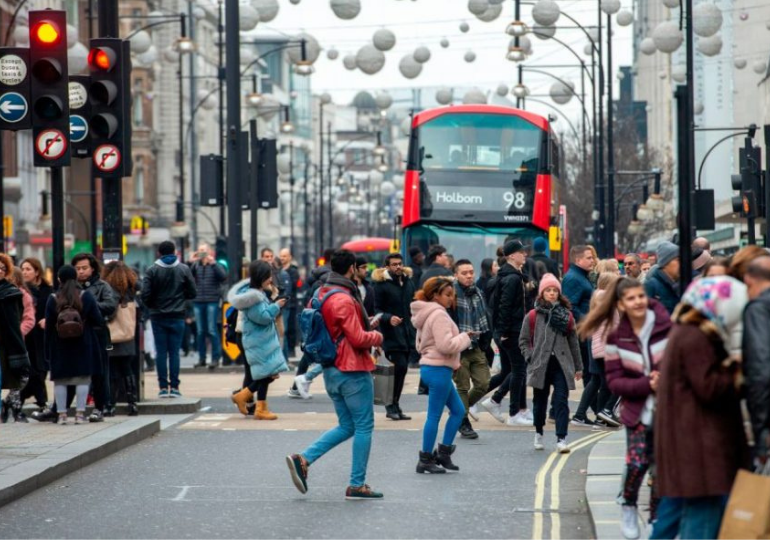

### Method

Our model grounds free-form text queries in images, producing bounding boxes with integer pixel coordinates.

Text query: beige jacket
[410,300,471,370]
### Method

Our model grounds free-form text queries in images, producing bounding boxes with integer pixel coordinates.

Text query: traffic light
[29,10,70,167]
[215,236,228,270]
[88,38,131,178]
[732,144,763,219]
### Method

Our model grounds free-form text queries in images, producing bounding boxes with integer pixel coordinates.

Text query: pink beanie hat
[538,273,561,296]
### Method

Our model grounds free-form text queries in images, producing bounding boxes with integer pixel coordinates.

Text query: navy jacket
[644,266,680,315]
[562,265,593,321]
[190,261,226,303]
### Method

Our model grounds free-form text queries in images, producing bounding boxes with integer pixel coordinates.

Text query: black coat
[190,261,226,303]
[0,281,30,390]
[742,288,770,459]
[26,282,53,373]
[418,263,453,288]
[284,263,301,307]
[490,263,526,338]
[372,268,417,353]
[529,252,560,278]
[359,279,375,317]
[45,290,105,380]
[79,275,118,322]
[141,258,197,319]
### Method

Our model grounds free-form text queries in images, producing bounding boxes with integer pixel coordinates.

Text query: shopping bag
[719,463,770,539]
[372,355,395,406]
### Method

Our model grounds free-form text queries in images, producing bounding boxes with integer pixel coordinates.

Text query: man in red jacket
[286,249,384,500]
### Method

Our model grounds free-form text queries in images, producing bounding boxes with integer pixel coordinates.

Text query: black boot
[0,400,9,423]
[435,444,459,471]
[125,376,139,416]
[385,404,400,421]
[396,404,411,421]
[458,417,478,439]
[416,451,446,474]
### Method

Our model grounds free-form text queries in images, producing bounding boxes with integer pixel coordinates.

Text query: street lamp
[373,131,386,156]
[506,45,526,63]
[512,83,530,98]
[280,107,294,133]
[506,20,528,37]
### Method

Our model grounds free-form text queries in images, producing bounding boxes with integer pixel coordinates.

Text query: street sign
[69,114,88,143]
[34,128,67,161]
[0,91,27,123]
[93,143,121,173]
[0,54,27,86]
[68,80,87,110]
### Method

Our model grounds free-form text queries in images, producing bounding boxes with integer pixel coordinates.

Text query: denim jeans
[152,318,186,390]
[650,496,728,540]
[533,355,570,439]
[305,363,323,381]
[420,365,466,453]
[193,302,222,363]
[282,307,295,359]
[301,367,374,487]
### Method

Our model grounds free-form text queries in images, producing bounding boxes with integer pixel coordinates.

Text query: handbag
[372,353,395,406]
[108,301,137,344]
[719,461,770,539]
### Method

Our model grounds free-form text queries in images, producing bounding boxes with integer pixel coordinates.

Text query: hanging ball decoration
[399,54,423,78]
[640,37,656,55]
[12,26,29,46]
[459,22,470,33]
[240,46,256,65]
[435,88,453,105]
[277,154,292,175]
[343,54,357,70]
[476,3,503,22]
[734,58,747,69]
[68,42,89,73]
[463,88,487,104]
[616,10,634,26]
[252,0,279,22]
[753,60,767,74]
[652,21,683,53]
[588,28,600,42]
[496,83,509,97]
[440,37,450,48]
[661,0,679,8]
[693,3,722,37]
[464,50,477,62]
[192,6,206,19]
[519,35,532,54]
[693,102,704,115]
[355,44,386,75]
[671,64,687,83]
[646,105,653,112]
[600,0,621,15]
[400,116,412,136]
[287,33,321,64]
[617,71,625,80]
[584,43,593,55]
[280,191,292,205]
[330,0,361,20]
[327,47,339,60]
[393,175,405,189]
[697,34,722,56]
[257,96,280,120]
[658,70,667,79]
[321,93,333,104]
[533,24,556,40]
[130,30,152,54]
[532,0,560,26]
[373,28,396,51]
[163,46,179,63]
[380,182,396,197]
[375,92,393,109]
[413,46,431,63]
[290,0,302,4]
[468,0,488,16]
[136,45,158,67]
[549,81,573,105]
[66,25,78,48]
[239,5,260,31]
[740,11,749,21]
[198,89,218,111]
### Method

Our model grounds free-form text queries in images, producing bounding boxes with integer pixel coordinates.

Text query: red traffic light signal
[33,21,62,45]
[88,47,116,72]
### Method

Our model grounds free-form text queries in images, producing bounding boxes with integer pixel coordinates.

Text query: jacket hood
[155,257,180,268]
[371,267,413,283]
[410,300,446,330]
[227,279,268,310]
[311,265,331,280]
[497,262,522,278]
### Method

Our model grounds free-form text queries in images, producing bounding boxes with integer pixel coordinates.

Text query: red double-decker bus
[401,104,566,272]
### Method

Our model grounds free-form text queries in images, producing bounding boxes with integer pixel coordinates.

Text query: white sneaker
[286,388,302,399]
[505,411,533,426]
[534,433,544,450]
[556,439,570,453]
[479,397,505,423]
[294,374,313,399]
[523,409,534,422]
[468,404,480,421]
[621,505,640,540]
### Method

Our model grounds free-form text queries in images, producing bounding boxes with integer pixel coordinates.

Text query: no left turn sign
[35,129,67,161]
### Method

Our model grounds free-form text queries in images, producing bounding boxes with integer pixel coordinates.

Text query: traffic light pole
[51,166,64,275]
[765,125,770,248]
[225,0,243,283]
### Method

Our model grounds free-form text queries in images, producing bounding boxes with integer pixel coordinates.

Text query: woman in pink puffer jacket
[411,276,473,475]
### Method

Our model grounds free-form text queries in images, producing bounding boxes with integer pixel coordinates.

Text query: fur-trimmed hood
[371,266,413,283]
[227,279,268,310]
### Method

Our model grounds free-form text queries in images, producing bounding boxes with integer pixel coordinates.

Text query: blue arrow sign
[69,114,89,143]
[0,92,27,123]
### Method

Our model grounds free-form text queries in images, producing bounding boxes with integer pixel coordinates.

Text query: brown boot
[255,400,278,420]
[231,388,254,416]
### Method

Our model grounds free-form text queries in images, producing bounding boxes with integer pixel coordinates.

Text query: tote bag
[108,301,137,344]
[719,462,770,539]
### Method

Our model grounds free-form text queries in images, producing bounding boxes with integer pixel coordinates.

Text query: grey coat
[519,309,582,390]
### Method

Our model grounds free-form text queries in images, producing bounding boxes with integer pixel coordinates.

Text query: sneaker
[479,397,505,423]
[505,411,533,426]
[31,407,57,423]
[556,439,570,453]
[57,413,69,425]
[468,403,480,421]
[294,374,313,399]
[169,388,182,398]
[523,409,534,422]
[593,419,613,430]
[285,454,308,494]
[208,361,219,371]
[597,409,621,427]
[345,484,383,501]
[158,388,170,399]
[534,433,544,451]
[75,413,87,425]
[287,388,302,399]
[621,505,641,539]
[88,410,104,423]
[570,416,595,426]
[458,418,479,439]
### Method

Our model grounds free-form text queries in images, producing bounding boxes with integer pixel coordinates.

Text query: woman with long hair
[579,277,671,540]
[1,268,36,422]
[45,265,104,424]
[228,260,288,420]
[102,261,140,416]
[20,257,53,417]
[0,255,31,424]
[411,276,471,474]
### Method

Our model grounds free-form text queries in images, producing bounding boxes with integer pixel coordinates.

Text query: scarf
[535,300,571,335]
[455,283,490,337]
[679,276,748,355]
[325,272,371,330]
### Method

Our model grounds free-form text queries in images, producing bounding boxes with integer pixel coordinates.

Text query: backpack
[225,305,239,344]
[526,309,575,347]
[57,305,84,339]
[299,288,350,368]
[108,301,137,343]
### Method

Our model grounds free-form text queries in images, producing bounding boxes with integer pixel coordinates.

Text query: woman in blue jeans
[411,277,472,474]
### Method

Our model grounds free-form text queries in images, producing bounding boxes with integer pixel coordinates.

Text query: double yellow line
[532,431,610,540]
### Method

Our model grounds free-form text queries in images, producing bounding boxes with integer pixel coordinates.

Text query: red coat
[319,285,383,372]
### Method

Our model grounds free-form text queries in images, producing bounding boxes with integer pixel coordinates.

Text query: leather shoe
[385,405,400,420]
[397,405,411,420]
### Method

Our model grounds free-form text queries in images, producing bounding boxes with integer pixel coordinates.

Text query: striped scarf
[455,283,490,336]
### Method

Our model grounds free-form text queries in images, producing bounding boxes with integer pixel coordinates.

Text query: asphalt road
[0,389,601,539]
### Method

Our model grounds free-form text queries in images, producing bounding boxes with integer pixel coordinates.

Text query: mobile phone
[370,313,383,324]
[275,295,287,302]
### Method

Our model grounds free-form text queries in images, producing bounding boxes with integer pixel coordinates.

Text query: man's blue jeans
[193,302,222,363]
[650,495,728,540]
[152,318,186,390]
[301,367,374,487]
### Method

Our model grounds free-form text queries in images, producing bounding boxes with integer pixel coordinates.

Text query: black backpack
[57,305,84,339]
